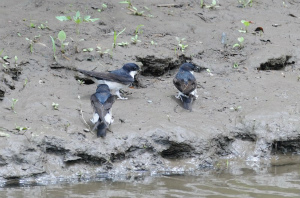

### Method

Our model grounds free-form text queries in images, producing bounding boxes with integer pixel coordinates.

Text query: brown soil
[1,0,300,181]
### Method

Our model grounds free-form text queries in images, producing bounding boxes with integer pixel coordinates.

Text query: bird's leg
[116,90,128,100]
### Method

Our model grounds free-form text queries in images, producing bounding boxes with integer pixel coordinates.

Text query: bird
[173,63,198,111]
[78,63,140,99]
[90,84,115,137]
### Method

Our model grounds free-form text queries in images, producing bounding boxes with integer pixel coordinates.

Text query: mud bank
[1,0,300,184]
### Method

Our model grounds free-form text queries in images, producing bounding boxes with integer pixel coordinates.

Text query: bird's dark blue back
[95,91,110,104]
[176,69,196,83]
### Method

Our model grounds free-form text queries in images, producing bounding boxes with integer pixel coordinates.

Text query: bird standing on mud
[90,84,115,137]
[173,63,198,111]
[78,63,140,100]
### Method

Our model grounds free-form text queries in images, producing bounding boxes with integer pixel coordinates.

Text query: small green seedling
[237,0,253,7]
[131,34,141,44]
[117,41,129,47]
[176,37,188,53]
[206,0,219,9]
[15,125,30,132]
[206,69,214,76]
[135,24,144,35]
[14,56,18,64]
[130,6,144,16]
[96,46,111,57]
[151,40,157,45]
[11,98,18,113]
[98,3,108,12]
[230,106,242,111]
[56,11,99,51]
[25,35,40,53]
[113,28,126,48]
[30,22,36,28]
[38,22,49,30]
[57,30,68,53]
[200,0,205,8]
[77,79,85,85]
[50,36,57,60]
[52,102,59,110]
[82,48,93,52]
[119,0,132,8]
[233,37,244,49]
[239,20,251,33]
[233,63,239,69]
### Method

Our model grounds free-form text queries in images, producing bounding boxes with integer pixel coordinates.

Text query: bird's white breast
[97,80,124,91]
[130,71,137,78]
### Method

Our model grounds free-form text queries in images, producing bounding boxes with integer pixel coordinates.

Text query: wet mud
[1,0,300,185]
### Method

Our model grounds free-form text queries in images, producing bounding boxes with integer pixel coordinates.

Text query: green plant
[14,56,18,64]
[52,102,59,110]
[237,0,253,7]
[233,63,239,69]
[239,20,251,33]
[176,37,188,53]
[30,22,36,28]
[119,0,132,8]
[82,48,93,52]
[117,41,129,47]
[230,106,242,111]
[130,6,144,16]
[57,30,68,53]
[98,3,108,12]
[233,37,244,49]
[200,0,205,8]
[113,28,126,48]
[96,46,111,57]
[38,22,49,30]
[15,125,30,132]
[25,35,40,53]
[50,36,57,60]
[206,0,219,9]
[135,24,144,35]
[77,79,85,85]
[131,34,141,44]
[11,98,18,113]
[151,40,157,45]
[56,11,99,51]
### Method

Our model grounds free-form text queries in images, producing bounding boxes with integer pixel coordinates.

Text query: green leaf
[50,36,56,54]
[56,16,70,21]
[117,28,126,37]
[89,18,100,22]
[84,15,91,22]
[238,37,244,43]
[75,11,80,19]
[232,43,240,48]
[58,30,66,43]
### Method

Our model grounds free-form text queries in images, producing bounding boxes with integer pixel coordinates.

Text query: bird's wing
[173,75,197,95]
[78,69,133,85]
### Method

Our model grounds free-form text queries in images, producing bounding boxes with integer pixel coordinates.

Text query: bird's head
[180,63,196,72]
[122,63,140,72]
[96,84,110,93]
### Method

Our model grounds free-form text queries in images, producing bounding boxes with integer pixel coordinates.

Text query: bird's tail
[181,94,194,111]
[94,122,107,137]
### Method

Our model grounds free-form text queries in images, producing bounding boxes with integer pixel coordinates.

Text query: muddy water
[1,164,300,198]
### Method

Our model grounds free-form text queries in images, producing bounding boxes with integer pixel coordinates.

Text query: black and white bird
[78,63,140,99]
[173,63,198,111]
[90,84,115,137]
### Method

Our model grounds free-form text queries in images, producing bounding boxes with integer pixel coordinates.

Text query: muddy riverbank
[1,0,300,183]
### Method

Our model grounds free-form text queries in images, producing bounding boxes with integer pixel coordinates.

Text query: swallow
[90,84,115,137]
[78,63,140,99]
[173,63,198,111]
